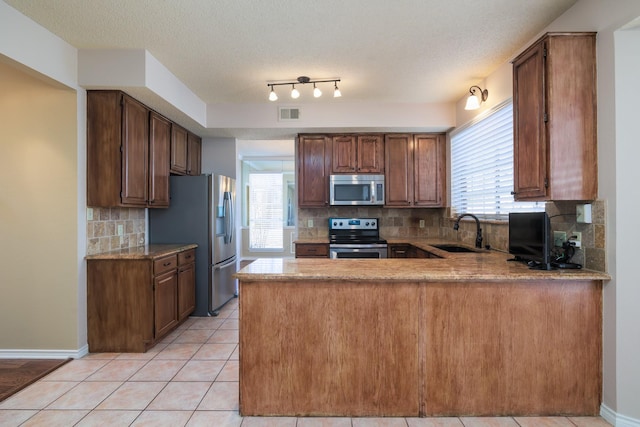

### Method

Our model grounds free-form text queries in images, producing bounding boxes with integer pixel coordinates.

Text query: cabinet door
[357,135,384,173]
[187,132,202,176]
[149,112,171,207]
[177,263,196,321]
[388,244,411,258]
[384,134,413,207]
[513,40,548,200]
[121,95,149,206]
[295,243,329,258]
[297,135,332,207]
[171,124,188,175]
[332,135,357,173]
[413,134,445,207]
[154,270,178,339]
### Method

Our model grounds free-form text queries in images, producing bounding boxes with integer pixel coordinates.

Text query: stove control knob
[371,221,376,227]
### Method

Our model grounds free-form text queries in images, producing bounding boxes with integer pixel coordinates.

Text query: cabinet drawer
[154,254,177,275]
[178,249,196,265]
[295,243,329,258]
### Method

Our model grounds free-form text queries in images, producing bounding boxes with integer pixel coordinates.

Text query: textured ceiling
[6,0,577,106]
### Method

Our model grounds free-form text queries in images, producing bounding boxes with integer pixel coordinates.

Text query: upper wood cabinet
[512,32,597,201]
[297,135,332,207]
[170,124,188,175]
[88,91,151,208]
[332,134,384,174]
[385,133,446,207]
[148,112,171,207]
[171,126,202,176]
[88,90,202,208]
[187,132,202,176]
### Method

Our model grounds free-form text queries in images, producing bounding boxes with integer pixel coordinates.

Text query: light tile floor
[0,299,612,427]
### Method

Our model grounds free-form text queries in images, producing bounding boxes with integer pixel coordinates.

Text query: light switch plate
[576,204,592,223]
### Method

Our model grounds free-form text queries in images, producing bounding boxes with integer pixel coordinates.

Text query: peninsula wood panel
[425,280,602,416]
[240,280,421,416]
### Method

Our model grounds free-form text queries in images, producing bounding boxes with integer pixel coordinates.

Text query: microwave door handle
[371,181,375,203]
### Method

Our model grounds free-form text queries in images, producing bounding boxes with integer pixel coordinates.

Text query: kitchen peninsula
[235,243,609,417]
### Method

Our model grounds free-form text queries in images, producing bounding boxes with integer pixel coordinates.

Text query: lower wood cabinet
[177,249,196,321]
[295,243,329,258]
[388,243,440,259]
[87,247,196,353]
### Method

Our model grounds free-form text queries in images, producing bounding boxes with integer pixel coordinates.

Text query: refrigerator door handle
[223,191,233,244]
[215,257,236,270]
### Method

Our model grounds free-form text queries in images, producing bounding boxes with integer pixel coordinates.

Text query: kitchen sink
[431,244,477,253]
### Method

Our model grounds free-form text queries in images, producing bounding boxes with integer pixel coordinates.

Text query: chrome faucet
[453,213,483,248]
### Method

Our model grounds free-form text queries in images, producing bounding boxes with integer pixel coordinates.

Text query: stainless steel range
[329,217,388,259]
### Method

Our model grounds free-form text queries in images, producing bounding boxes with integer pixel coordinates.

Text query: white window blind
[450,101,543,218]
[249,173,283,249]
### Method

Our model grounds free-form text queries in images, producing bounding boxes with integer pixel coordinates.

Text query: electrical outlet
[307,219,314,228]
[576,204,592,223]
[87,207,93,220]
[571,231,582,248]
[553,231,567,247]
[419,220,425,228]
[117,224,124,236]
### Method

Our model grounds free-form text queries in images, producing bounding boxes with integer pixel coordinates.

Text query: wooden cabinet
[87,246,196,353]
[88,90,200,208]
[88,91,149,207]
[385,133,446,207]
[171,126,202,176]
[187,132,202,176]
[332,134,384,174]
[177,249,196,321]
[388,243,440,258]
[512,32,597,201]
[388,244,415,258]
[295,243,329,258]
[297,135,332,207]
[153,255,179,338]
[170,124,188,174]
[148,112,171,207]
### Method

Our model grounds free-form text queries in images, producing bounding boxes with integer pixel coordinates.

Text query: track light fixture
[464,85,489,110]
[267,76,341,101]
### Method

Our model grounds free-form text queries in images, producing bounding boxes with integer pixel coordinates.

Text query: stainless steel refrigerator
[149,174,237,316]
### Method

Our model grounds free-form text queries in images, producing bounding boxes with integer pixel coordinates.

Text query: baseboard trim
[602,403,640,427]
[0,345,89,360]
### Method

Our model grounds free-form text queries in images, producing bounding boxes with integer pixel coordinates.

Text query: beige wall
[0,61,79,350]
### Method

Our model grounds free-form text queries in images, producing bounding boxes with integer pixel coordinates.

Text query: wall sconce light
[464,85,489,110]
[267,76,341,101]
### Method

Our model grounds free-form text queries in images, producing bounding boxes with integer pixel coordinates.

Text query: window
[248,173,283,249]
[241,159,295,251]
[450,100,543,218]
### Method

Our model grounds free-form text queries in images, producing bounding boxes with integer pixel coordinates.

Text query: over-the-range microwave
[329,174,385,206]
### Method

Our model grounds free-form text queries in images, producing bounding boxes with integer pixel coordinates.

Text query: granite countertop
[236,239,610,282]
[86,244,197,260]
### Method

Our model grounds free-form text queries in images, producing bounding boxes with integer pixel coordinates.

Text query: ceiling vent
[279,107,300,121]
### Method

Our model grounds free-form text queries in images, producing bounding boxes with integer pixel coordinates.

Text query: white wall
[613,26,640,423]
[201,137,237,179]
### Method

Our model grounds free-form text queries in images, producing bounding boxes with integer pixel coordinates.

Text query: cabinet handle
[163,262,172,267]
[511,191,516,195]
[395,250,406,255]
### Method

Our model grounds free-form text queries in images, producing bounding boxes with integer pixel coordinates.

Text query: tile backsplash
[86,207,145,255]
[297,199,607,272]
